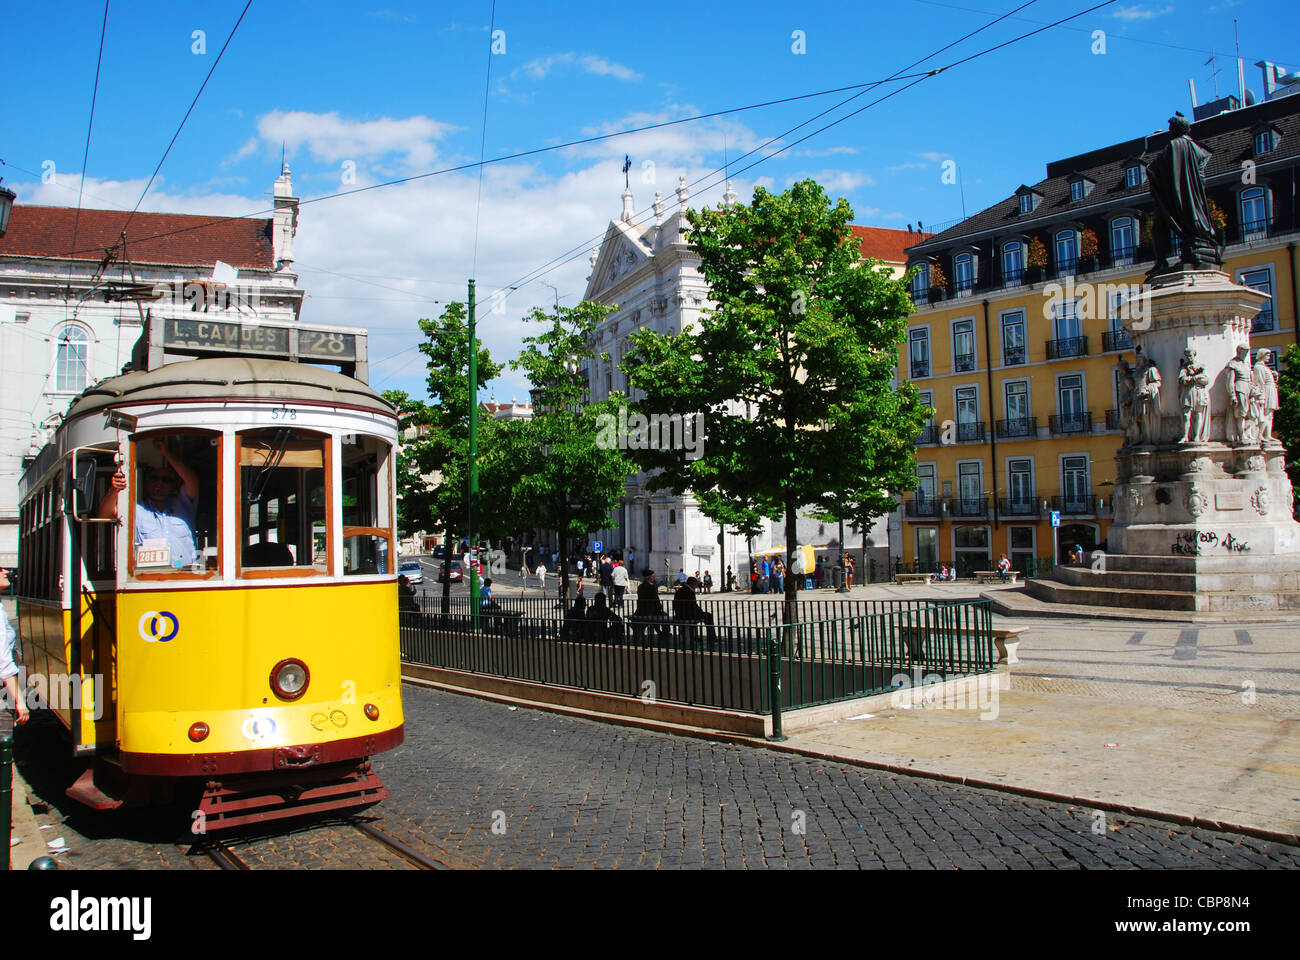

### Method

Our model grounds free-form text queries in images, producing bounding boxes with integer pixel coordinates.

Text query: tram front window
[125,432,220,577]
[239,429,329,574]
[342,433,394,576]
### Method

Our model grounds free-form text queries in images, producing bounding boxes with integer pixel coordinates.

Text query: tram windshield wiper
[244,427,292,503]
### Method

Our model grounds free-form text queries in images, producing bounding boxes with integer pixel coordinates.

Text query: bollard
[1,734,11,871]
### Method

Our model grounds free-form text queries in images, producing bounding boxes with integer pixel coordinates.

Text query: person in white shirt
[611,561,630,609]
[1,567,30,733]
[535,561,547,592]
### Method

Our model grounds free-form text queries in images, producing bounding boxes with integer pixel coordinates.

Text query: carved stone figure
[1144,113,1221,276]
[1225,344,1253,444]
[1133,346,1163,444]
[1250,351,1279,444]
[1116,357,1138,443]
[1178,348,1211,443]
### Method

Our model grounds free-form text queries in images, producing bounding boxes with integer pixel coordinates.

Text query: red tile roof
[0,204,275,269]
[851,224,930,264]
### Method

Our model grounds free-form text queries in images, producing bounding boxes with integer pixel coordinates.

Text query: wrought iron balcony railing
[1052,494,1099,516]
[996,416,1037,439]
[1003,344,1026,366]
[1252,306,1275,333]
[998,496,1041,517]
[1101,329,1132,352]
[955,420,986,442]
[1105,408,1123,431]
[1045,336,1089,360]
[948,495,989,518]
[910,359,930,379]
[1049,411,1093,435]
[916,423,938,445]
[904,498,940,518]
[954,352,977,373]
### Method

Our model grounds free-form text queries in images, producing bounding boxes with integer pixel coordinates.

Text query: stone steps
[1052,564,1300,592]
[1026,575,1300,613]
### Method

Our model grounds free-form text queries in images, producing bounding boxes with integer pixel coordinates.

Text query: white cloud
[785,170,875,193]
[243,110,456,170]
[1111,4,1174,20]
[917,151,950,163]
[518,52,575,79]
[578,55,642,82]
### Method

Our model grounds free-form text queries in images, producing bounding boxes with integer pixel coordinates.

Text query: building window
[1007,459,1034,512]
[956,462,984,516]
[909,328,930,379]
[1018,193,1033,215]
[1061,455,1090,512]
[1110,217,1136,265]
[1004,380,1030,422]
[1054,230,1078,276]
[952,318,976,371]
[915,527,938,571]
[1001,310,1026,366]
[1124,164,1143,189]
[1239,266,1275,332]
[916,463,937,505]
[955,385,981,441]
[1070,179,1085,202]
[1001,242,1024,286]
[53,324,91,393]
[1056,374,1087,434]
[15,312,30,324]
[1254,129,1275,156]
[910,263,930,302]
[1240,187,1270,239]
[668,509,676,525]
[1103,289,1134,352]
[1049,299,1085,359]
[953,254,974,295]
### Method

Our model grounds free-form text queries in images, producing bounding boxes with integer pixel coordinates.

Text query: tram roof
[66,357,397,421]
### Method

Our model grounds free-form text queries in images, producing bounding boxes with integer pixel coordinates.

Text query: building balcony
[998,496,1041,518]
[910,359,930,379]
[1045,336,1089,360]
[955,420,986,443]
[947,495,989,519]
[1228,216,1275,244]
[1101,329,1132,353]
[1052,494,1101,516]
[1002,269,1024,288]
[1003,344,1026,366]
[995,416,1037,439]
[1108,243,1138,268]
[1054,257,1078,278]
[1252,308,1275,334]
[953,277,976,297]
[1049,411,1094,435]
[1105,408,1123,431]
[916,423,938,445]
[953,351,977,373]
[904,498,941,518]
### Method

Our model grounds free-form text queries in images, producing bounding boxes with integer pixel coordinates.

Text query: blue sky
[5,0,1298,400]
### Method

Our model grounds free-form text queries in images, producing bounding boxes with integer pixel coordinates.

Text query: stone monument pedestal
[1027,267,1300,613]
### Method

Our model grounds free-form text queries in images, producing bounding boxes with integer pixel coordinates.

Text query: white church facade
[580,179,917,584]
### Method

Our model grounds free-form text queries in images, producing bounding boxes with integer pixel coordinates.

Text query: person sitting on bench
[585,590,624,644]
[672,576,716,647]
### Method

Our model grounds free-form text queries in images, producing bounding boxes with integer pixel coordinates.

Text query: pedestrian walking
[536,560,547,592]
[2,567,30,735]
[611,561,629,609]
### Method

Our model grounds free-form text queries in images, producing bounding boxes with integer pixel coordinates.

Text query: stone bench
[976,570,1021,584]
[993,627,1027,664]
[895,573,934,585]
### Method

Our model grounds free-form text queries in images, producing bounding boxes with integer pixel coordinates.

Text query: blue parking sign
[592,540,603,553]
[1050,511,1061,527]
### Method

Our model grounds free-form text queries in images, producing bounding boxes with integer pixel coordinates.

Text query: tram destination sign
[163,318,357,361]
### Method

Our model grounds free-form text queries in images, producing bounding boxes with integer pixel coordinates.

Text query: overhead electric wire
[503,0,1088,301]
[64,0,111,307]
[115,0,254,239]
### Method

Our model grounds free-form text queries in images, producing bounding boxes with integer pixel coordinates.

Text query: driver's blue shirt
[136,489,198,567]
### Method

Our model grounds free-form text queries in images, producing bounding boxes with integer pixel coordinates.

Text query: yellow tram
[16,321,405,830]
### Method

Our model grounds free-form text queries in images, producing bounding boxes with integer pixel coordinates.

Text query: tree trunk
[557,503,570,604]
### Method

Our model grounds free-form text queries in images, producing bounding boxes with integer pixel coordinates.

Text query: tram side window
[125,433,220,576]
[85,451,118,581]
[239,429,329,574]
[341,434,393,576]
[21,477,64,600]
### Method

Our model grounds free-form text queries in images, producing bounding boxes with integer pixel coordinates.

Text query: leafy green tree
[479,301,635,599]
[383,300,503,611]
[622,178,927,622]
[1275,344,1300,516]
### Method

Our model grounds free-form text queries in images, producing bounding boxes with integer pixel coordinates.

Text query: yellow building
[898,95,1300,577]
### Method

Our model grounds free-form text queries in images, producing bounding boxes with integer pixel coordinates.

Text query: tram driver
[98,438,200,568]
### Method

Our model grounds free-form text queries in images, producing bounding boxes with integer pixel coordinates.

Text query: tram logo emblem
[242,714,279,743]
[138,610,180,643]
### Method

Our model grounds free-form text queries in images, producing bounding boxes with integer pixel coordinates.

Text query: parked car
[399,560,423,585]
[438,561,463,583]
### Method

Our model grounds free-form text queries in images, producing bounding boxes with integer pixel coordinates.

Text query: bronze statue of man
[1144,113,1221,276]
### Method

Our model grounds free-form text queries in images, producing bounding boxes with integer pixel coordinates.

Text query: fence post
[1,733,12,871]
[768,626,785,741]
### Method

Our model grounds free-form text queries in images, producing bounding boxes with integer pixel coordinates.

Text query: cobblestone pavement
[13,683,1300,869]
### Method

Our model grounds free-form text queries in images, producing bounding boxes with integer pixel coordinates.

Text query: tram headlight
[270,658,310,701]
[364,703,380,721]
[188,722,210,742]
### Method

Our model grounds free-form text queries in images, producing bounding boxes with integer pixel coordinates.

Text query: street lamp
[0,181,15,237]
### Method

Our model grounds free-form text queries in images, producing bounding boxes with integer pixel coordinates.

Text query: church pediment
[584,220,653,301]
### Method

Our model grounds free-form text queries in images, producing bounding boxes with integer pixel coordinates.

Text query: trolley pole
[468,280,481,633]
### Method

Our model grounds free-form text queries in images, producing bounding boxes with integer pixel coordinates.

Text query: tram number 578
[270,406,298,421]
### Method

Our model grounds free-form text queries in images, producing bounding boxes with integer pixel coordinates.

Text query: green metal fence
[401,599,995,729]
